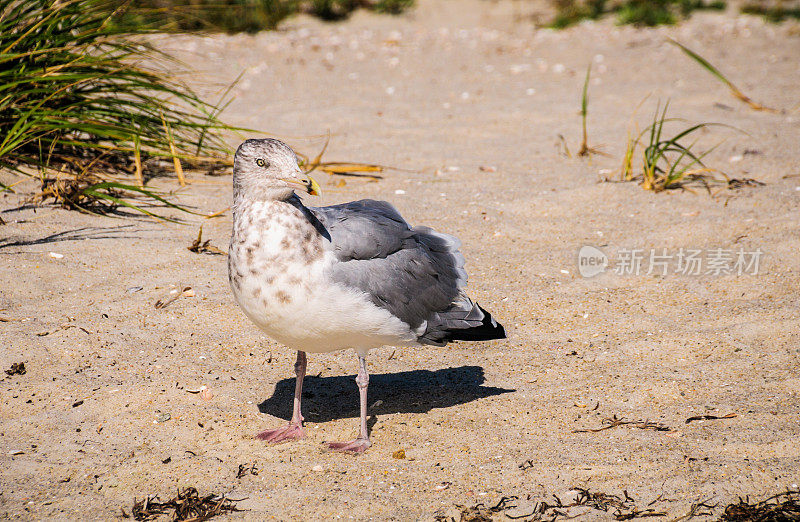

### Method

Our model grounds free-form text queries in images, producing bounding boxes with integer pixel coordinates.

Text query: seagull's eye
[256,158,268,168]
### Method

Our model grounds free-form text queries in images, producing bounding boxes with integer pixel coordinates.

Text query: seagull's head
[233,138,320,201]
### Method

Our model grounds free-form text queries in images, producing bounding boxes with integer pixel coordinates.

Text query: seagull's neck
[232,190,305,221]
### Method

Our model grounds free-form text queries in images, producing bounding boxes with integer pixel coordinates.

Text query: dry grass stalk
[204,207,230,219]
[160,111,186,186]
[298,134,387,182]
[621,129,636,180]
[620,96,651,181]
[319,162,384,180]
[133,136,143,188]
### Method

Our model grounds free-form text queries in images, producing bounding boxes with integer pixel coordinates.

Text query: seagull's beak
[282,172,321,196]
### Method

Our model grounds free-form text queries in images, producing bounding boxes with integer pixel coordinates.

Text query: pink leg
[256,351,307,443]
[325,355,372,454]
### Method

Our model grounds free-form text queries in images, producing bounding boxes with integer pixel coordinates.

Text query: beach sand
[1,0,799,519]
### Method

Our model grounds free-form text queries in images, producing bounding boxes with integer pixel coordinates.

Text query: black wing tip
[440,304,506,343]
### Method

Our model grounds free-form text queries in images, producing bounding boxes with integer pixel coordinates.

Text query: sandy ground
[2,0,800,519]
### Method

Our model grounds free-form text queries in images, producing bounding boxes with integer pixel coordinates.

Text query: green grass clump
[0,0,239,218]
[117,0,414,33]
[621,0,697,24]
[618,0,725,24]
[741,1,800,22]
[621,101,727,192]
[372,0,415,14]
[550,0,607,28]
[549,0,724,27]
[617,0,677,25]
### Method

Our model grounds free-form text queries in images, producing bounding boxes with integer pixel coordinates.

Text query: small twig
[573,414,671,433]
[672,499,717,521]
[187,226,225,255]
[685,413,737,424]
[557,134,572,158]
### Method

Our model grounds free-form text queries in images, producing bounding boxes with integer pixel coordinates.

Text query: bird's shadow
[257,365,514,423]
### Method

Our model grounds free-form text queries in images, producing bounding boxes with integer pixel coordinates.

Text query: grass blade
[578,64,604,157]
[667,38,777,112]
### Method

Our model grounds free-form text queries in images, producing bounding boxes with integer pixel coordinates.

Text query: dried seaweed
[568,488,666,520]
[573,414,671,433]
[5,362,26,376]
[726,178,765,190]
[445,496,519,522]
[129,487,241,521]
[439,489,665,522]
[720,490,800,522]
[440,490,800,522]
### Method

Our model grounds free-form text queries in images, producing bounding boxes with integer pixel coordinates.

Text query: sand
[1,0,799,519]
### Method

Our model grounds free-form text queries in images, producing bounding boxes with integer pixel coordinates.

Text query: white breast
[229,200,417,355]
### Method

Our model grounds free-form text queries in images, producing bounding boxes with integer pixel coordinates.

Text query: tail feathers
[418,302,506,346]
[444,304,506,342]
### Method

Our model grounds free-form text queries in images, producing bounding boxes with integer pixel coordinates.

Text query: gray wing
[307,199,502,346]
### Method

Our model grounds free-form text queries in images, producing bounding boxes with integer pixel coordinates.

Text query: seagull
[228,138,505,453]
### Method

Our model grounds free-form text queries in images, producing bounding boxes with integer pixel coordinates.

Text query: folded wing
[308,199,505,346]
